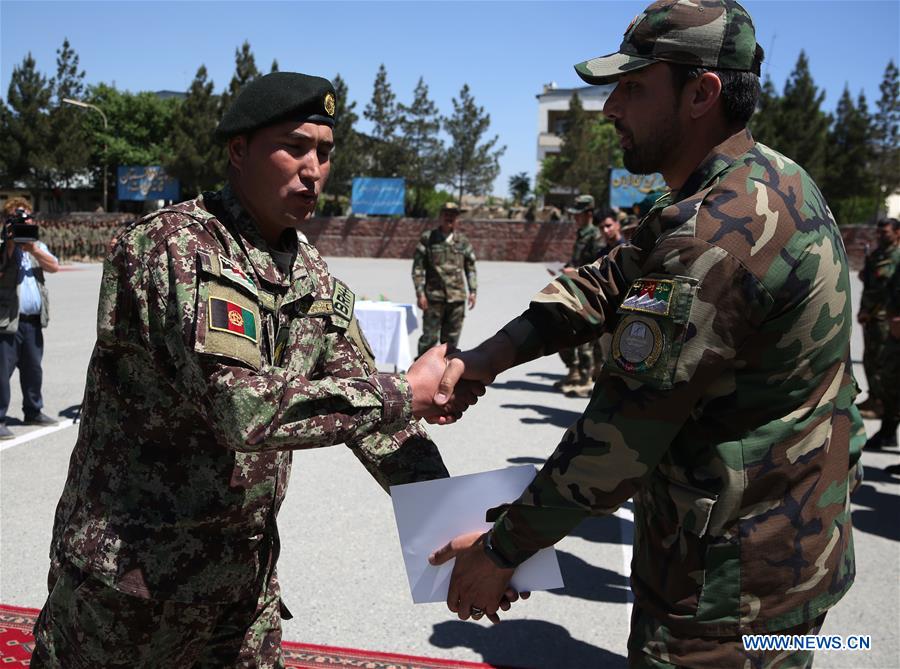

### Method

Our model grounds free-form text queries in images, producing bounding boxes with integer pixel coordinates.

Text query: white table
[354,301,418,371]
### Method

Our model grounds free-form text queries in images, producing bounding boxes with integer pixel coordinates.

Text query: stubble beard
[622,112,683,176]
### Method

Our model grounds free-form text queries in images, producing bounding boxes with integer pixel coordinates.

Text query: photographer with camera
[0,197,59,439]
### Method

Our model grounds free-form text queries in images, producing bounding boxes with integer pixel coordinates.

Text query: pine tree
[165,65,226,198]
[49,38,91,189]
[443,84,505,203]
[363,64,405,177]
[749,75,781,148]
[774,51,829,182]
[823,87,877,223]
[874,60,900,203]
[219,41,260,118]
[1,53,52,189]
[327,73,364,203]
[270,59,279,73]
[398,77,444,216]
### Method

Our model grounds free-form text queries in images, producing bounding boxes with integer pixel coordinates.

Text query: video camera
[4,207,40,243]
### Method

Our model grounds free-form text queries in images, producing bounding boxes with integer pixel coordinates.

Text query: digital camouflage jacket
[48,186,448,604]
[412,229,477,303]
[491,129,864,635]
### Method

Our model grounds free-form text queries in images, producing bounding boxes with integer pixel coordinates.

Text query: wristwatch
[481,530,516,569]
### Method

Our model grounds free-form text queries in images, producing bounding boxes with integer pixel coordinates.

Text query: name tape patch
[209,297,258,342]
[332,280,355,321]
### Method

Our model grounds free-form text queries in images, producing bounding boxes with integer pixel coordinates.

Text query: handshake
[405,335,515,425]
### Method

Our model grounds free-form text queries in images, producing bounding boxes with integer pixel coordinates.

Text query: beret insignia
[324,92,336,117]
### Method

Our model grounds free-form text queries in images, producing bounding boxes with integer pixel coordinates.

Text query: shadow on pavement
[58,404,82,422]
[851,463,900,541]
[507,456,546,465]
[501,403,581,429]
[547,550,631,603]
[568,515,632,546]
[492,380,562,395]
[429,618,626,669]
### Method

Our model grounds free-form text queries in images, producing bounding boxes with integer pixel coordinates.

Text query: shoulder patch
[209,296,258,343]
[218,254,258,297]
[611,315,664,374]
[620,278,675,316]
[307,299,334,316]
[332,279,355,321]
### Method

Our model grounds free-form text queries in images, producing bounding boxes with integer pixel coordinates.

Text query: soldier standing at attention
[31,72,483,668]
[865,219,900,453]
[430,1,864,666]
[413,202,477,357]
[856,218,900,419]
[556,194,601,392]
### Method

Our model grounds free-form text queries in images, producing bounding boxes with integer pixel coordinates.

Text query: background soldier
[413,202,477,357]
[31,72,481,668]
[556,194,601,393]
[857,218,900,419]
[432,2,863,667]
[867,223,900,454]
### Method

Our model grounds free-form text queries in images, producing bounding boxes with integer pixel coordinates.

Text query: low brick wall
[33,212,878,270]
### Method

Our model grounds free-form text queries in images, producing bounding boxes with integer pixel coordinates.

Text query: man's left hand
[467,293,477,310]
[429,530,525,623]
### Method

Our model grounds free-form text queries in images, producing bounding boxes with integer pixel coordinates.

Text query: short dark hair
[669,45,764,127]
[877,218,900,230]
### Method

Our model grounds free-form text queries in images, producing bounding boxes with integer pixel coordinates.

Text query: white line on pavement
[0,418,77,453]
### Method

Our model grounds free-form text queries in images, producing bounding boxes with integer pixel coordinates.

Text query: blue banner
[117,166,180,201]
[352,177,405,215]
[609,169,667,214]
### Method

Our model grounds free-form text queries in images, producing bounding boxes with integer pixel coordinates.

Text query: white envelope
[390,465,565,604]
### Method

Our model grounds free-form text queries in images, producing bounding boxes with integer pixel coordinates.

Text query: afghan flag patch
[620,278,675,316]
[209,296,258,342]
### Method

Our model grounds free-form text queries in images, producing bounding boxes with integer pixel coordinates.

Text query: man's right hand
[417,294,428,311]
[433,332,517,414]
[857,311,870,325]
[407,344,485,424]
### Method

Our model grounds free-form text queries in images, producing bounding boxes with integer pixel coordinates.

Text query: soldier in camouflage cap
[31,72,483,668]
[430,2,864,667]
[413,201,478,357]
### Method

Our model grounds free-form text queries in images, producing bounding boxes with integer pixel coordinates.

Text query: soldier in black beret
[31,71,483,667]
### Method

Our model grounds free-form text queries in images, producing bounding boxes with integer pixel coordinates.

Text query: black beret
[215,71,336,141]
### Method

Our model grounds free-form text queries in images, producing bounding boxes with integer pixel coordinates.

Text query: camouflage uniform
[413,228,477,356]
[858,242,900,407]
[489,130,864,666]
[32,185,448,667]
[868,258,900,451]
[561,222,603,383]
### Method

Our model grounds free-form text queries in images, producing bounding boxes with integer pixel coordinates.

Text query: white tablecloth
[355,301,418,371]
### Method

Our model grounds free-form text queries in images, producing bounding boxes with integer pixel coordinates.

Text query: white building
[536,82,615,208]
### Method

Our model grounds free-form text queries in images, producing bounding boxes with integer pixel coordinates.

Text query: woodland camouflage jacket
[490,129,864,635]
[48,186,447,604]
[412,229,477,302]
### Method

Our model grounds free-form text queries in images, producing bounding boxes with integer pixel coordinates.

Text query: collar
[208,184,299,287]
[673,128,755,203]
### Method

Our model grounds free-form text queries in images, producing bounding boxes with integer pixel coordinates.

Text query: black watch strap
[481,531,516,569]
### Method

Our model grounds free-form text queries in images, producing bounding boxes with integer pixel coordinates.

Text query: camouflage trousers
[31,560,286,668]
[559,343,594,380]
[418,300,466,356]
[878,331,900,423]
[628,606,826,669]
[862,320,890,402]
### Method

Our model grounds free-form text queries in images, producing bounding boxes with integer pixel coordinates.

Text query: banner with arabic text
[609,169,667,215]
[352,178,406,216]
[117,166,180,201]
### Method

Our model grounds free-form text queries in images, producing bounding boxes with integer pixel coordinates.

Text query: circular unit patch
[612,315,663,373]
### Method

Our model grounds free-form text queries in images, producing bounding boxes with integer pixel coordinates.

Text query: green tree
[443,83,505,203]
[326,73,364,205]
[219,41,260,117]
[873,60,900,206]
[1,53,52,189]
[165,66,226,198]
[539,92,622,206]
[774,51,828,182]
[398,77,444,216]
[508,172,531,205]
[363,64,405,177]
[749,75,781,148]
[823,87,877,224]
[270,59,279,73]
[49,38,91,189]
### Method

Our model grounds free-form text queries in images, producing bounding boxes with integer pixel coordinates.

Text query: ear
[687,72,723,120]
[227,135,248,172]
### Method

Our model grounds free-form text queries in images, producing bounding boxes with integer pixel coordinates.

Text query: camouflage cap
[215,71,336,141]
[567,194,595,214]
[574,0,761,85]
[440,202,465,215]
